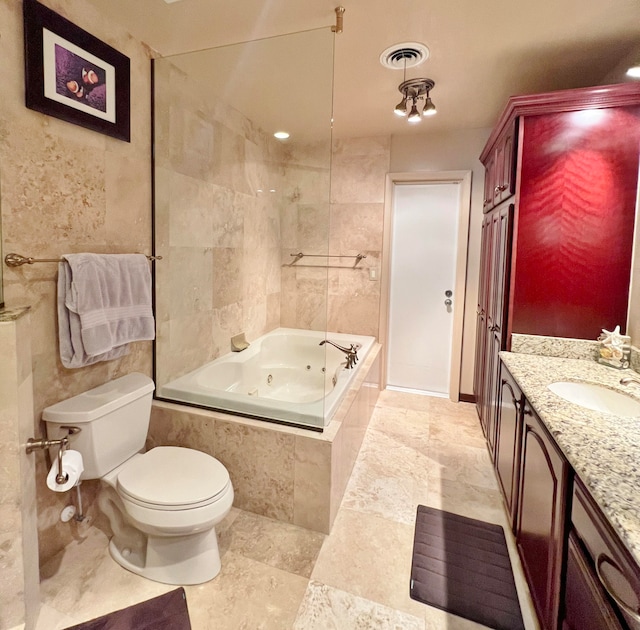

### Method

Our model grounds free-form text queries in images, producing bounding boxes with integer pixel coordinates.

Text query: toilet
[42,372,234,585]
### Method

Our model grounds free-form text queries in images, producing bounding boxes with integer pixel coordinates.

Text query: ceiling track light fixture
[394,78,437,122]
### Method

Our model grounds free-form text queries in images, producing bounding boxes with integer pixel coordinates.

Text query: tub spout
[620,376,640,387]
[320,339,359,369]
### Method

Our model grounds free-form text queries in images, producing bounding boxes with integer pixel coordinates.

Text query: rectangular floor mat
[65,587,191,630]
[410,505,524,630]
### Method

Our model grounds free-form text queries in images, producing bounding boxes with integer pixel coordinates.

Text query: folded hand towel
[58,262,129,368]
[57,254,155,368]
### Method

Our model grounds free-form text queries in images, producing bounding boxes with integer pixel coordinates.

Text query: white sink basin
[548,381,640,417]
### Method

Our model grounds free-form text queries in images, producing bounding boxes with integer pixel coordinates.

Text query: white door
[387,182,460,395]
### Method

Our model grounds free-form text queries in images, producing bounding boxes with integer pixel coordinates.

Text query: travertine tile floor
[37,390,540,629]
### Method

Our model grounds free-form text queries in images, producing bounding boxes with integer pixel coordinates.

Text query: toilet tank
[42,373,155,480]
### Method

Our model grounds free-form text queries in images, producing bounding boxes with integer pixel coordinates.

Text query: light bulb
[422,97,437,116]
[407,101,421,123]
[394,96,407,116]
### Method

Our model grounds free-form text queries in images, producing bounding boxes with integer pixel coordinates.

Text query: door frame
[380,170,472,401]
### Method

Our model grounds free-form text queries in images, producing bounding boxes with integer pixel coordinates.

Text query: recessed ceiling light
[163,0,183,4]
[274,131,290,140]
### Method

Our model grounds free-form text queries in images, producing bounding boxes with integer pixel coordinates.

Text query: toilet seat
[117,446,230,511]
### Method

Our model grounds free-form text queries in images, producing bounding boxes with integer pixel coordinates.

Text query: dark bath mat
[65,587,191,630]
[410,505,524,630]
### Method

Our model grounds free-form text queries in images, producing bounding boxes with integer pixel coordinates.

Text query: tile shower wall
[280,141,332,331]
[277,134,391,337]
[154,60,286,386]
[0,0,153,567]
[328,136,390,337]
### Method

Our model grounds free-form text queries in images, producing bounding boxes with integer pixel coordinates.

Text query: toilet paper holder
[26,426,81,484]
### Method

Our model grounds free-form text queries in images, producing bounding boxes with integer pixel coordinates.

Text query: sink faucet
[319,339,359,369]
[620,376,640,387]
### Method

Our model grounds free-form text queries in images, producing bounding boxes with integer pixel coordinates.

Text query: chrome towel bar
[286,252,366,269]
[5,252,162,267]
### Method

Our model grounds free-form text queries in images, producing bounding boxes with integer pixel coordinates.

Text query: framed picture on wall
[23,0,130,142]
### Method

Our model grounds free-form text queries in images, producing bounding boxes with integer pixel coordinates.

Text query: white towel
[57,254,155,368]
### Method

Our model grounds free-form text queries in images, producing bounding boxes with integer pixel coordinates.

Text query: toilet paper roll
[46,449,84,492]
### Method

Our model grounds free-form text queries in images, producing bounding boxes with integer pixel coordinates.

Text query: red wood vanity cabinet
[474,83,640,446]
[494,363,640,630]
[494,363,570,629]
[564,479,640,630]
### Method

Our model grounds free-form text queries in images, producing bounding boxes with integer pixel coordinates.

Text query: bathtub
[157,328,375,429]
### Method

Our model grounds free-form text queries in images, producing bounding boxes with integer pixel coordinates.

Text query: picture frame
[23,0,131,142]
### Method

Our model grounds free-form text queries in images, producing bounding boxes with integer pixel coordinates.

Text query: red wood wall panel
[510,107,640,339]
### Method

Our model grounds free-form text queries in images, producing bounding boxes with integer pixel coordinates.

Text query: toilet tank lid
[42,373,155,424]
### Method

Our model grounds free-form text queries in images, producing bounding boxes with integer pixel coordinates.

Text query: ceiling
[85,0,640,139]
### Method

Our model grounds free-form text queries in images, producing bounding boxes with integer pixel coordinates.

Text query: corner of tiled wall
[0,309,39,630]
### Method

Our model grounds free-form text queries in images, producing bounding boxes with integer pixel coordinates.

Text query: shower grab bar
[5,252,162,267]
[286,252,366,269]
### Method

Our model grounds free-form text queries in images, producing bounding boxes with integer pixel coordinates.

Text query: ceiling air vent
[379,43,430,70]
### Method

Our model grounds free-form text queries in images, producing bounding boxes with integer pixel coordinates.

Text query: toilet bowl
[101,446,234,584]
[43,373,234,585]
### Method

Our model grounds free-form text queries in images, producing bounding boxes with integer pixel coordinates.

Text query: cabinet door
[497,124,517,204]
[483,330,501,459]
[473,215,494,420]
[571,479,640,630]
[516,404,570,630]
[490,204,514,336]
[495,363,523,530]
[563,532,624,630]
[478,213,494,314]
[477,205,513,448]
[483,153,496,211]
[473,310,487,418]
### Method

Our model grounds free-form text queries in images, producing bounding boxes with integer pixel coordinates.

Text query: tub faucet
[620,376,640,387]
[320,339,359,369]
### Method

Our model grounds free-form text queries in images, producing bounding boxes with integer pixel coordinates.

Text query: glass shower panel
[153,27,333,429]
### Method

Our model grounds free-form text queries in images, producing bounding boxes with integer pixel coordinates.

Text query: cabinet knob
[494,184,508,194]
[595,554,640,623]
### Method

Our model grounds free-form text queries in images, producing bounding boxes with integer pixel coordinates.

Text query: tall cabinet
[473,82,640,439]
[474,202,513,454]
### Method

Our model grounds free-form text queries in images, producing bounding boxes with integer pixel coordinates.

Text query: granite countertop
[500,351,640,566]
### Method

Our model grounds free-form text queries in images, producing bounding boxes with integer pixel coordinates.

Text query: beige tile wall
[0,310,39,630]
[279,140,332,331]
[280,135,391,337]
[154,60,286,387]
[327,136,391,338]
[0,0,391,587]
[0,0,153,567]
